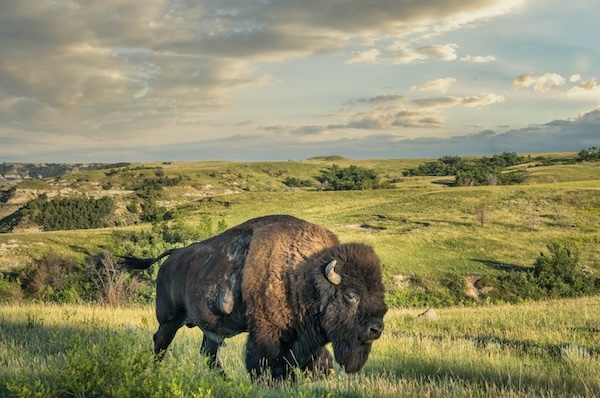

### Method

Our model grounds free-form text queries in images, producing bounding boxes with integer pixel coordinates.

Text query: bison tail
[119,248,178,270]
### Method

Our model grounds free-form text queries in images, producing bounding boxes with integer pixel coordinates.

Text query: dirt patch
[392,274,410,288]
[464,275,485,301]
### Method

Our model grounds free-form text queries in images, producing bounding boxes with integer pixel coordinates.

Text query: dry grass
[1,297,598,397]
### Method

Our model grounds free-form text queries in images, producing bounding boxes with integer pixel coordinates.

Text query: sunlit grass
[2,169,599,278]
[1,297,598,397]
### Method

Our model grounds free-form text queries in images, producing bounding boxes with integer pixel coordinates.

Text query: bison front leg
[302,346,334,377]
[245,333,288,381]
[200,333,229,374]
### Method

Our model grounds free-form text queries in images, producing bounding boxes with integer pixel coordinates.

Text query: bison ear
[324,260,342,285]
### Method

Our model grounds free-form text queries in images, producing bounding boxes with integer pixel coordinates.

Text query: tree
[317,164,384,191]
[87,251,129,306]
[474,203,488,227]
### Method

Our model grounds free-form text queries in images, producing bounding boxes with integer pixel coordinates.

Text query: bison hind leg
[153,315,184,360]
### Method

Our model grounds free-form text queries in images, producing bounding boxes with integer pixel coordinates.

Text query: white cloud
[567,79,600,100]
[411,78,457,93]
[0,0,522,138]
[460,55,496,63]
[384,43,459,64]
[512,73,566,92]
[570,74,582,83]
[461,93,506,108]
[347,49,380,64]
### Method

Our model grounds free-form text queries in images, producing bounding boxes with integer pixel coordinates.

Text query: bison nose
[366,320,384,341]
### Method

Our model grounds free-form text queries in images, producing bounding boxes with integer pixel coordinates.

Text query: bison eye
[344,291,360,305]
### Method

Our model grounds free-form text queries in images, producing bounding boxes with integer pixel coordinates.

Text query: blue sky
[0,0,599,162]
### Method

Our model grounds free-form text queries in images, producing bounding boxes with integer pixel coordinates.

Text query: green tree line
[403,152,528,186]
[578,146,600,161]
[21,196,115,231]
[317,164,392,190]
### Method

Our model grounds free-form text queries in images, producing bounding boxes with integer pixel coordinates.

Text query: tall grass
[1,297,598,397]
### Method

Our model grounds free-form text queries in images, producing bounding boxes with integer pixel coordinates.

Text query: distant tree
[578,147,599,162]
[282,177,314,188]
[21,196,115,231]
[404,152,527,186]
[139,200,165,223]
[475,203,488,227]
[317,164,386,191]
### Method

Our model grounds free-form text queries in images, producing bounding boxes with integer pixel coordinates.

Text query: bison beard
[120,215,387,381]
[332,341,372,374]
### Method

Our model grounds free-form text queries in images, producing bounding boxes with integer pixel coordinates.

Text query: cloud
[512,72,600,102]
[461,93,506,108]
[411,78,457,93]
[512,73,567,92]
[381,43,459,64]
[460,55,496,63]
[352,95,407,105]
[3,107,597,163]
[347,49,380,64]
[126,109,600,161]
[567,79,600,100]
[0,0,523,142]
[291,90,506,134]
[570,74,582,83]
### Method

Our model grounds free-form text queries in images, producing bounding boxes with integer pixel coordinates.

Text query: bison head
[319,243,387,373]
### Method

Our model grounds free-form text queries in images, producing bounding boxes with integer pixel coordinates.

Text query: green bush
[385,274,476,308]
[403,152,528,186]
[481,241,600,303]
[577,146,600,162]
[282,177,315,188]
[20,196,115,231]
[9,216,230,306]
[317,164,390,191]
[19,254,89,303]
[0,273,22,303]
[7,330,254,397]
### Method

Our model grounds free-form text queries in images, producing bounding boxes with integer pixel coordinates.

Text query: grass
[1,297,598,397]
[2,160,599,281]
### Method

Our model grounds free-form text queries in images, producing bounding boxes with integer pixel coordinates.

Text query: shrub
[317,164,389,191]
[577,146,600,162]
[532,241,598,297]
[481,241,600,303]
[385,274,476,308]
[7,330,253,398]
[404,152,528,186]
[20,254,86,303]
[20,196,116,231]
[282,177,314,188]
[0,273,22,303]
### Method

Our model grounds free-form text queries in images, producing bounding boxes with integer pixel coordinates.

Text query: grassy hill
[0,153,599,304]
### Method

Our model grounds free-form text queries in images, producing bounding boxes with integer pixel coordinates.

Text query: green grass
[1,297,598,397]
[2,160,599,282]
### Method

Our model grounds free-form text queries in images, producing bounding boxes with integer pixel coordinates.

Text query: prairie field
[1,155,599,396]
[2,159,599,279]
[0,297,598,397]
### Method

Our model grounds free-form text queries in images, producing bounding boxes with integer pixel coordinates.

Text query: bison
[120,215,387,380]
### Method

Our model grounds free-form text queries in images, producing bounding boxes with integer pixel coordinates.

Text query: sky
[1,0,599,163]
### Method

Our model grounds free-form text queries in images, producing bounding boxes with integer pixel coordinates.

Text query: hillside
[1,153,599,305]
[0,157,425,232]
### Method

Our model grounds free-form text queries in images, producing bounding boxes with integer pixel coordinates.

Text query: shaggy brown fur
[120,215,387,380]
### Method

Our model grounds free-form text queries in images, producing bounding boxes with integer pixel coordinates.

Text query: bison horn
[325,260,341,285]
